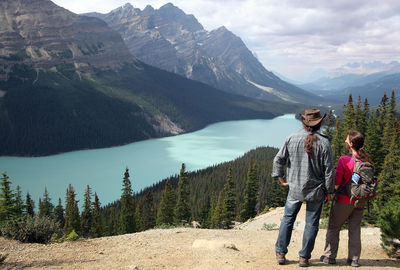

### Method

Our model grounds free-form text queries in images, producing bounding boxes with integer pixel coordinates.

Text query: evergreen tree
[375,120,400,209]
[240,159,259,221]
[322,109,335,140]
[39,188,54,218]
[136,191,156,231]
[378,197,400,257]
[382,91,397,155]
[342,94,356,134]
[354,96,363,131]
[54,198,65,229]
[0,172,16,221]
[156,179,175,226]
[199,196,212,229]
[25,192,35,217]
[14,185,24,218]
[91,193,103,238]
[365,110,384,173]
[359,98,370,135]
[331,116,344,163]
[211,191,224,229]
[222,167,236,229]
[174,163,191,224]
[119,168,136,234]
[81,185,93,238]
[63,184,80,235]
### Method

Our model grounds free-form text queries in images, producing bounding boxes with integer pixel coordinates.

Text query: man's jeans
[275,195,323,259]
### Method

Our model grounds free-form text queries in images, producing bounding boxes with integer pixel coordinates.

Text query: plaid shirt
[272,129,334,202]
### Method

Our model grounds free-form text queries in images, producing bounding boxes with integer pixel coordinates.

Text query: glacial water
[0,114,299,206]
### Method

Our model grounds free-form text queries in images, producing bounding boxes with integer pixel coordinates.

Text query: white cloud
[52,0,400,82]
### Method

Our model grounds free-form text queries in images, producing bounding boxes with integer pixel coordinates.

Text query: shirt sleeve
[334,157,345,187]
[323,144,334,194]
[271,138,289,178]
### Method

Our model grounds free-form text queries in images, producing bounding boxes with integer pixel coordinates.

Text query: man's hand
[278,177,289,186]
[324,193,331,204]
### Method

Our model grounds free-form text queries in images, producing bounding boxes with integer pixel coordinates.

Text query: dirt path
[1,207,399,269]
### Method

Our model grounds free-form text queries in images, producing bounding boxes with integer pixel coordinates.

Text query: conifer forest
[1,91,400,257]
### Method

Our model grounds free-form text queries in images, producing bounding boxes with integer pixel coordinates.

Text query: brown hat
[301,109,326,127]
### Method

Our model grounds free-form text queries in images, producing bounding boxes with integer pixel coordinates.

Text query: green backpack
[335,155,378,208]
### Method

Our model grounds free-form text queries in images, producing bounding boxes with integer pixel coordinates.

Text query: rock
[192,221,201,228]
[192,239,239,251]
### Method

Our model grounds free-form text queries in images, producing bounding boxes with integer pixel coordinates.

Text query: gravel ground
[1,206,399,269]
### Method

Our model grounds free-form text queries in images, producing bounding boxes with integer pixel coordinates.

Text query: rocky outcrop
[87,3,323,104]
[0,0,136,76]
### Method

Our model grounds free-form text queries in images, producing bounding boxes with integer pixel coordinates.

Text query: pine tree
[91,193,103,238]
[359,98,370,135]
[365,110,384,173]
[199,196,211,229]
[376,120,400,208]
[81,185,93,238]
[322,109,335,140]
[136,191,156,231]
[354,96,363,131]
[342,94,356,134]
[382,91,397,155]
[0,172,15,221]
[63,184,80,235]
[240,159,259,221]
[25,192,35,217]
[174,163,191,224]
[14,186,24,218]
[39,188,54,218]
[54,198,65,229]
[331,116,344,163]
[156,179,175,226]
[378,197,400,257]
[211,191,224,229]
[222,167,236,229]
[119,168,136,234]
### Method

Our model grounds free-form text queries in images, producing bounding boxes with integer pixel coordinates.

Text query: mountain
[85,3,323,105]
[0,0,301,156]
[300,61,400,92]
[318,73,400,105]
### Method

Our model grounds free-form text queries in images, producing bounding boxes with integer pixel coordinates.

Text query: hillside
[1,207,399,269]
[86,3,324,105]
[0,0,302,156]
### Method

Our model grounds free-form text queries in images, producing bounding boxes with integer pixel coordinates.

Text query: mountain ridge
[86,3,324,105]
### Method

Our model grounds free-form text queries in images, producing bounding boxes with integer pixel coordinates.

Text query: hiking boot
[347,258,360,267]
[299,257,309,267]
[276,253,286,265]
[320,255,336,264]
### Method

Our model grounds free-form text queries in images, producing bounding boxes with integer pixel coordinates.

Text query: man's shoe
[320,255,336,264]
[276,253,286,265]
[299,257,309,267]
[347,258,360,267]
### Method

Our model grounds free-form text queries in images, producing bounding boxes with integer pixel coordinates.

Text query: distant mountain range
[0,0,303,156]
[85,3,323,105]
[299,61,400,105]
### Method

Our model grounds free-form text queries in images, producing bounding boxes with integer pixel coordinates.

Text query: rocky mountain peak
[143,5,155,14]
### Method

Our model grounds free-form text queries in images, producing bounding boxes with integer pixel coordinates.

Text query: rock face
[87,3,322,104]
[0,0,135,75]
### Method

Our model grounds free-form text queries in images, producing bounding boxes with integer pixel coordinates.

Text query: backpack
[335,155,378,208]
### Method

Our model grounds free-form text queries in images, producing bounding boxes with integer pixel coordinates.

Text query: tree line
[0,146,287,242]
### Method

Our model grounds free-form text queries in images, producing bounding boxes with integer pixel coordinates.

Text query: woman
[320,130,373,267]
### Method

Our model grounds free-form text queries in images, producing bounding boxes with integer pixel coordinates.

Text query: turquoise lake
[0,114,299,206]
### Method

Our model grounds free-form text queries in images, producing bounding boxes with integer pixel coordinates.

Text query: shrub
[378,197,400,258]
[0,216,60,243]
[262,223,278,231]
[65,230,79,241]
[0,253,8,263]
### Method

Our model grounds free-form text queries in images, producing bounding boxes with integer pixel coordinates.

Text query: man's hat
[301,109,326,127]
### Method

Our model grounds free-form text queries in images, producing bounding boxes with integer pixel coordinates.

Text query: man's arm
[271,139,289,180]
[324,144,334,194]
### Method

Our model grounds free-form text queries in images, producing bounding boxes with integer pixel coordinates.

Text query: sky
[52,0,400,82]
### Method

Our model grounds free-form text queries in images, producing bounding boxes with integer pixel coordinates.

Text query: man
[272,109,334,267]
